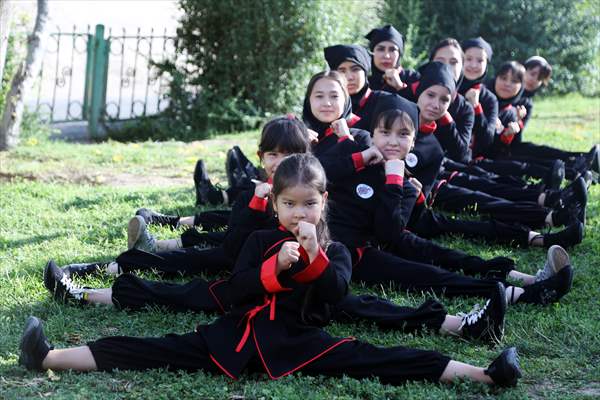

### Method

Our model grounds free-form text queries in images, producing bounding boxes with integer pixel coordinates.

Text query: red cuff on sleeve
[385,174,404,185]
[337,135,351,143]
[249,195,268,212]
[415,191,425,205]
[518,120,524,129]
[352,152,365,171]
[260,253,290,293]
[292,247,330,283]
[438,112,453,126]
[499,129,515,145]
[473,103,483,115]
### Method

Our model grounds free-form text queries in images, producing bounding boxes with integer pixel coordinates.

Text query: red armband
[292,247,330,283]
[260,253,290,293]
[337,135,351,143]
[352,152,365,171]
[248,195,268,212]
[385,174,404,186]
[415,191,426,205]
[499,129,515,145]
[473,103,483,115]
[518,120,524,130]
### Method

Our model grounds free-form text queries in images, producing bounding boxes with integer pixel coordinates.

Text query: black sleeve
[521,98,533,130]
[302,242,352,304]
[493,108,520,151]
[437,98,473,163]
[316,136,370,184]
[374,178,418,243]
[472,89,498,157]
[222,191,272,260]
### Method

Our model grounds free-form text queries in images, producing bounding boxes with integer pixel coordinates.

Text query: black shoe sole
[496,347,522,387]
[19,316,43,370]
[43,260,58,293]
[490,282,507,342]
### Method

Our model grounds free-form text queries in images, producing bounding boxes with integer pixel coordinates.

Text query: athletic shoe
[517,265,574,305]
[43,260,87,304]
[544,160,564,191]
[484,347,522,387]
[551,204,578,227]
[226,146,248,190]
[460,282,506,343]
[535,245,571,282]
[586,144,599,173]
[62,262,103,278]
[194,160,225,206]
[127,216,157,252]
[543,222,584,249]
[136,208,180,229]
[19,316,53,371]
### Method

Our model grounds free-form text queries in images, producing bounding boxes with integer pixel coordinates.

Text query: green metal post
[87,24,109,139]
[82,33,94,119]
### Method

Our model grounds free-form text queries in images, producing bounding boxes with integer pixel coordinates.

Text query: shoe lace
[458,300,490,328]
[60,274,85,299]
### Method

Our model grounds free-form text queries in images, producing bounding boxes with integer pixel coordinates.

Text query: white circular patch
[405,152,418,168]
[356,183,374,199]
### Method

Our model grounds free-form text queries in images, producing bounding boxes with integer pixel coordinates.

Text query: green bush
[380,0,599,96]
[144,0,380,140]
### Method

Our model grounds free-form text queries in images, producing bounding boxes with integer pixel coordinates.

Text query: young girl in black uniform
[19,154,523,388]
[303,70,574,306]
[364,25,420,98]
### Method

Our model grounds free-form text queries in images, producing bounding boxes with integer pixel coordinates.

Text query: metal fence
[29,24,176,137]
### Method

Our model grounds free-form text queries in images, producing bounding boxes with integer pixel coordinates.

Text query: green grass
[1,94,599,399]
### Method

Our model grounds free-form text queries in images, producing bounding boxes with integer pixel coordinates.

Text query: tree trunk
[0,0,14,83]
[0,0,48,151]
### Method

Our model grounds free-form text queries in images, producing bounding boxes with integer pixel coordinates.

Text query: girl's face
[524,66,543,91]
[336,61,366,95]
[417,85,452,122]
[259,150,289,179]
[463,47,487,81]
[373,40,400,71]
[273,185,327,235]
[433,45,463,81]
[372,118,415,160]
[495,71,522,99]
[309,78,345,123]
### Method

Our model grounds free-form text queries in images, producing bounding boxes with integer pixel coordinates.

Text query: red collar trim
[357,88,372,110]
[267,176,273,184]
[419,121,437,134]
[472,83,482,90]
[501,104,513,111]
[347,113,361,127]
[278,225,288,232]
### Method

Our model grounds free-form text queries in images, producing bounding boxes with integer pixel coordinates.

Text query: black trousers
[412,209,531,248]
[193,210,231,231]
[441,172,541,203]
[116,247,233,276]
[432,181,549,228]
[111,274,447,333]
[510,141,584,164]
[473,158,549,180]
[87,330,450,384]
[352,247,502,298]
[180,229,226,248]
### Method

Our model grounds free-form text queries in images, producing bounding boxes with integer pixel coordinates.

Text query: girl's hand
[409,177,422,192]
[296,221,318,261]
[361,146,384,166]
[495,118,504,134]
[383,68,407,90]
[385,159,405,176]
[277,241,300,274]
[331,118,352,140]
[516,105,527,120]
[254,182,272,198]
[465,88,480,106]
[505,121,521,136]
[307,128,319,143]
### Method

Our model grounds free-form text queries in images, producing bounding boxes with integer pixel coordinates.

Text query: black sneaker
[19,316,53,371]
[586,144,599,173]
[136,208,180,229]
[234,146,260,181]
[543,222,584,248]
[62,262,103,278]
[44,260,87,304]
[484,347,522,387]
[194,160,224,206]
[461,282,506,343]
[226,146,247,190]
[517,265,574,305]
[551,204,578,227]
[544,160,565,191]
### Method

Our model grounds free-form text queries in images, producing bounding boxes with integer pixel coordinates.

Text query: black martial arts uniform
[88,228,452,384]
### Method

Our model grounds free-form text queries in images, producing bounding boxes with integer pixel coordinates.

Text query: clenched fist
[277,241,300,274]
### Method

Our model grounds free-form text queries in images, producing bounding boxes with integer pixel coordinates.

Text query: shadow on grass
[0,233,65,250]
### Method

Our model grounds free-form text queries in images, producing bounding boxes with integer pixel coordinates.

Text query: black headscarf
[459,37,493,94]
[365,25,404,54]
[370,92,420,134]
[415,61,456,99]
[324,44,371,74]
[302,81,353,137]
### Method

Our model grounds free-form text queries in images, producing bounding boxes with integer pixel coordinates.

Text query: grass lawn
[0,94,599,399]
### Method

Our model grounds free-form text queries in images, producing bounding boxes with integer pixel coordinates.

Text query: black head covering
[365,25,404,54]
[415,61,456,99]
[302,79,353,137]
[324,44,371,74]
[459,37,493,93]
[370,93,419,134]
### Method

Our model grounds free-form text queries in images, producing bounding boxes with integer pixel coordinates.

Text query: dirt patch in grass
[0,170,190,188]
